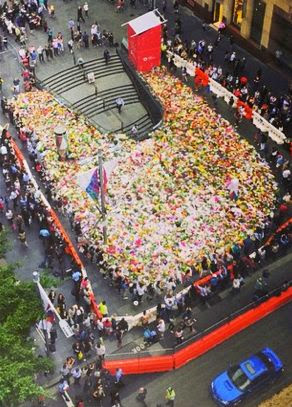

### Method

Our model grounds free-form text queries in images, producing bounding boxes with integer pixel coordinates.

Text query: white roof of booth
[122,10,166,36]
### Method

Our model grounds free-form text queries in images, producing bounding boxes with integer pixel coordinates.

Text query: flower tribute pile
[12,66,278,284]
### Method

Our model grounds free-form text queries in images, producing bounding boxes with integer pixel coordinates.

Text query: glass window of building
[232,0,244,27]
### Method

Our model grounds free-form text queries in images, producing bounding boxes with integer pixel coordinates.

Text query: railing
[34,80,113,134]
[116,48,164,131]
[165,50,287,145]
[105,280,291,360]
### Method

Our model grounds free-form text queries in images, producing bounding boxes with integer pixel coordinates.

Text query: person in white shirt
[115,97,125,114]
[95,342,106,361]
[72,367,81,384]
[83,2,89,17]
[0,144,8,156]
[157,318,166,339]
[136,283,146,304]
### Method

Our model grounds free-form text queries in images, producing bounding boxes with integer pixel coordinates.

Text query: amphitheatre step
[44,64,125,94]
[41,55,121,84]
[72,84,136,110]
[90,102,148,133]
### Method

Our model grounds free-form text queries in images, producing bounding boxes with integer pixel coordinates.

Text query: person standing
[95,341,106,363]
[165,386,176,406]
[72,367,82,385]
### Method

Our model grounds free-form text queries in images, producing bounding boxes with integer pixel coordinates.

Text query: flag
[37,282,54,313]
[77,159,118,201]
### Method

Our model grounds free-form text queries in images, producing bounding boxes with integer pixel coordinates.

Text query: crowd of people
[161,12,292,139]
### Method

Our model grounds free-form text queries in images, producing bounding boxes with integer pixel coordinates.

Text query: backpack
[77,351,84,361]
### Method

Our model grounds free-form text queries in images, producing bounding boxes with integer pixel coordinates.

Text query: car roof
[240,355,267,380]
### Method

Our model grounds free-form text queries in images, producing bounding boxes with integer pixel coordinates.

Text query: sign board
[87,72,95,83]
[59,319,74,338]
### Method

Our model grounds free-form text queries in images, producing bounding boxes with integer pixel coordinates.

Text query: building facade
[183,0,292,63]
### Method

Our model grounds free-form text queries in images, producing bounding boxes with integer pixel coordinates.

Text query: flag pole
[98,151,107,244]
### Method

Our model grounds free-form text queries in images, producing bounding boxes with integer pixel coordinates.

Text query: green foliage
[0,230,10,257]
[0,259,53,406]
[40,270,61,289]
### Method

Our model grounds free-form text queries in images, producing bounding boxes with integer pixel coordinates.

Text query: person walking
[165,386,176,406]
[104,49,110,65]
[18,228,28,247]
[115,97,124,114]
[77,6,85,23]
[83,2,89,18]
[136,387,147,406]
[58,378,70,402]
[115,367,124,386]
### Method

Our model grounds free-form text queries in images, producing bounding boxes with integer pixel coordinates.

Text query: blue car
[210,347,283,406]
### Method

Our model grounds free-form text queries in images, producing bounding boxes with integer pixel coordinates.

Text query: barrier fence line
[103,286,292,374]
[166,50,287,145]
[8,135,102,320]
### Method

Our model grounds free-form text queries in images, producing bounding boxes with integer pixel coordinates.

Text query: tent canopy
[122,9,166,37]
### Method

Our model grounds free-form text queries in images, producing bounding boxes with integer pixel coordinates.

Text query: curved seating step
[72,84,136,110]
[123,114,153,133]
[42,55,121,84]
[86,96,140,118]
[45,64,125,94]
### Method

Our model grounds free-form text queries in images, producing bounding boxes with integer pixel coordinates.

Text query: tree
[0,233,53,406]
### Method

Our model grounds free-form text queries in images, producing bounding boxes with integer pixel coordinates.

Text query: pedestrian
[92,384,106,406]
[95,341,106,362]
[136,387,147,406]
[18,228,28,247]
[83,2,89,18]
[72,367,82,385]
[104,49,110,65]
[77,6,85,23]
[110,389,121,406]
[131,125,138,137]
[115,97,124,114]
[48,289,56,304]
[157,318,166,339]
[174,324,184,345]
[58,379,70,402]
[115,367,124,386]
[228,96,235,109]
[98,300,108,317]
[165,386,176,406]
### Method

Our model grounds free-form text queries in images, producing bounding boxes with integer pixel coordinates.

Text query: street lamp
[33,270,40,283]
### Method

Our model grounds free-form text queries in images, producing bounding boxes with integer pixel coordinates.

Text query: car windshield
[228,366,251,391]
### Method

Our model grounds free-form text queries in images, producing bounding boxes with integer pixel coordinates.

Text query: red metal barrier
[104,287,292,374]
[104,355,174,374]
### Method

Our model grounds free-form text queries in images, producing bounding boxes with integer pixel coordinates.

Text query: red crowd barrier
[104,355,174,375]
[8,134,103,319]
[104,287,292,374]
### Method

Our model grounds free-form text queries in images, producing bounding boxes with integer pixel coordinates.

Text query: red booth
[123,10,166,72]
